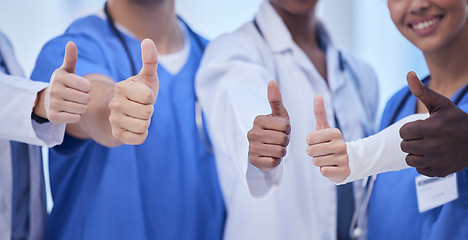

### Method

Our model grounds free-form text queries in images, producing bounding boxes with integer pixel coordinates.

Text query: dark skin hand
[248,81,291,171]
[400,72,468,177]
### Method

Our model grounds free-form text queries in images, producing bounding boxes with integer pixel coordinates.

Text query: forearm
[340,113,429,184]
[0,74,65,146]
[67,74,122,147]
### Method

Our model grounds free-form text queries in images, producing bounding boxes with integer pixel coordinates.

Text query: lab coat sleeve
[0,73,65,147]
[196,31,284,199]
[338,113,429,184]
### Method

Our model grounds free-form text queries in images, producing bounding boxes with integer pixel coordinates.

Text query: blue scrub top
[31,15,226,240]
[367,78,468,240]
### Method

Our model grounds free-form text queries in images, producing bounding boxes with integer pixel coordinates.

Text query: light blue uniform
[368,77,468,240]
[31,14,226,240]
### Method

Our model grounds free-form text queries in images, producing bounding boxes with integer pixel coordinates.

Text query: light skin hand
[248,81,291,171]
[306,95,349,183]
[109,38,159,145]
[400,72,468,177]
[34,41,92,124]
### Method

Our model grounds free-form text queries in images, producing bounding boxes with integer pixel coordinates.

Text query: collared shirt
[196,1,379,240]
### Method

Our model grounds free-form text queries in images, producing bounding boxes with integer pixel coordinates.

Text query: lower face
[388,0,468,53]
[269,0,319,17]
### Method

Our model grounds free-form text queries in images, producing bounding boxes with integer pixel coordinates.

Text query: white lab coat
[196,1,379,240]
[0,32,65,240]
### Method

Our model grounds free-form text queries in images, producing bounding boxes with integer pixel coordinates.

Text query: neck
[271,4,319,48]
[424,24,468,98]
[106,0,183,54]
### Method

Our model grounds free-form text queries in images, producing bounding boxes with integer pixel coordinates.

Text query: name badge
[415,173,458,213]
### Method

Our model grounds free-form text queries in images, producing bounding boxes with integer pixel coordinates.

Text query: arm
[0,73,64,147]
[196,33,284,198]
[60,39,159,147]
[307,95,428,184]
[0,41,92,147]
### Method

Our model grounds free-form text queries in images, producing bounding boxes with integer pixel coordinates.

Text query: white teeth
[413,18,439,30]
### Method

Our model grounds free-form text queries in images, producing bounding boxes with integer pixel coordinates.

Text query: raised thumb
[268,81,289,119]
[407,71,452,114]
[314,95,330,130]
[61,41,77,74]
[137,38,159,90]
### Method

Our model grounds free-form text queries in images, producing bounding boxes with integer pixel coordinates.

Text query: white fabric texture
[0,31,64,240]
[195,1,379,239]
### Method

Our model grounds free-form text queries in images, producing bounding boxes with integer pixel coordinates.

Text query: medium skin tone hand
[306,95,349,183]
[109,38,159,145]
[400,72,468,177]
[34,41,92,124]
[248,81,291,171]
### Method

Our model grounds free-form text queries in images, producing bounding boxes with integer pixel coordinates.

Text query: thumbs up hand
[306,95,349,183]
[248,81,291,171]
[109,39,159,145]
[38,41,92,124]
[399,71,468,177]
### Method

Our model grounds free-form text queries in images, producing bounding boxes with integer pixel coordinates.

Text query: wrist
[32,88,49,124]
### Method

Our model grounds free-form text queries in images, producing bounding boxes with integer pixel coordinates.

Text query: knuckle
[144,105,154,119]
[142,90,154,104]
[114,82,126,95]
[253,115,264,125]
[279,147,287,157]
[320,167,328,177]
[108,98,121,111]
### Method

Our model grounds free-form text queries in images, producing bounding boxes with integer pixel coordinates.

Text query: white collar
[254,1,335,54]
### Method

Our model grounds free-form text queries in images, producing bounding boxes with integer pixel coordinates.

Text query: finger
[109,114,151,134]
[60,41,78,73]
[109,97,154,121]
[137,39,159,89]
[253,115,291,134]
[114,81,155,105]
[399,120,426,141]
[400,139,428,156]
[267,81,289,119]
[250,156,282,171]
[415,167,436,178]
[312,154,347,168]
[320,166,349,183]
[48,111,81,124]
[49,99,88,115]
[407,71,453,114]
[59,73,92,93]
[405,154,427,168]
[306,128,341,145]
[250,143,287,159]
[307,139,345,157]
[255,130,290,146]
[314,95,330,130]
[112,128,149,145]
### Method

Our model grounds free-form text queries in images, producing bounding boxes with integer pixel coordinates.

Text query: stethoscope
[253,18,378,239]
[350,76,468,240]
[104,2,213,154]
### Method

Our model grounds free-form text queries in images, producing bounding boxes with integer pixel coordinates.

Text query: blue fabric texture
[31,15,225,240]
[367,78,468,240]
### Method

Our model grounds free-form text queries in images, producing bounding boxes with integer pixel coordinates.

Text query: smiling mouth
[409,15,443,31]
